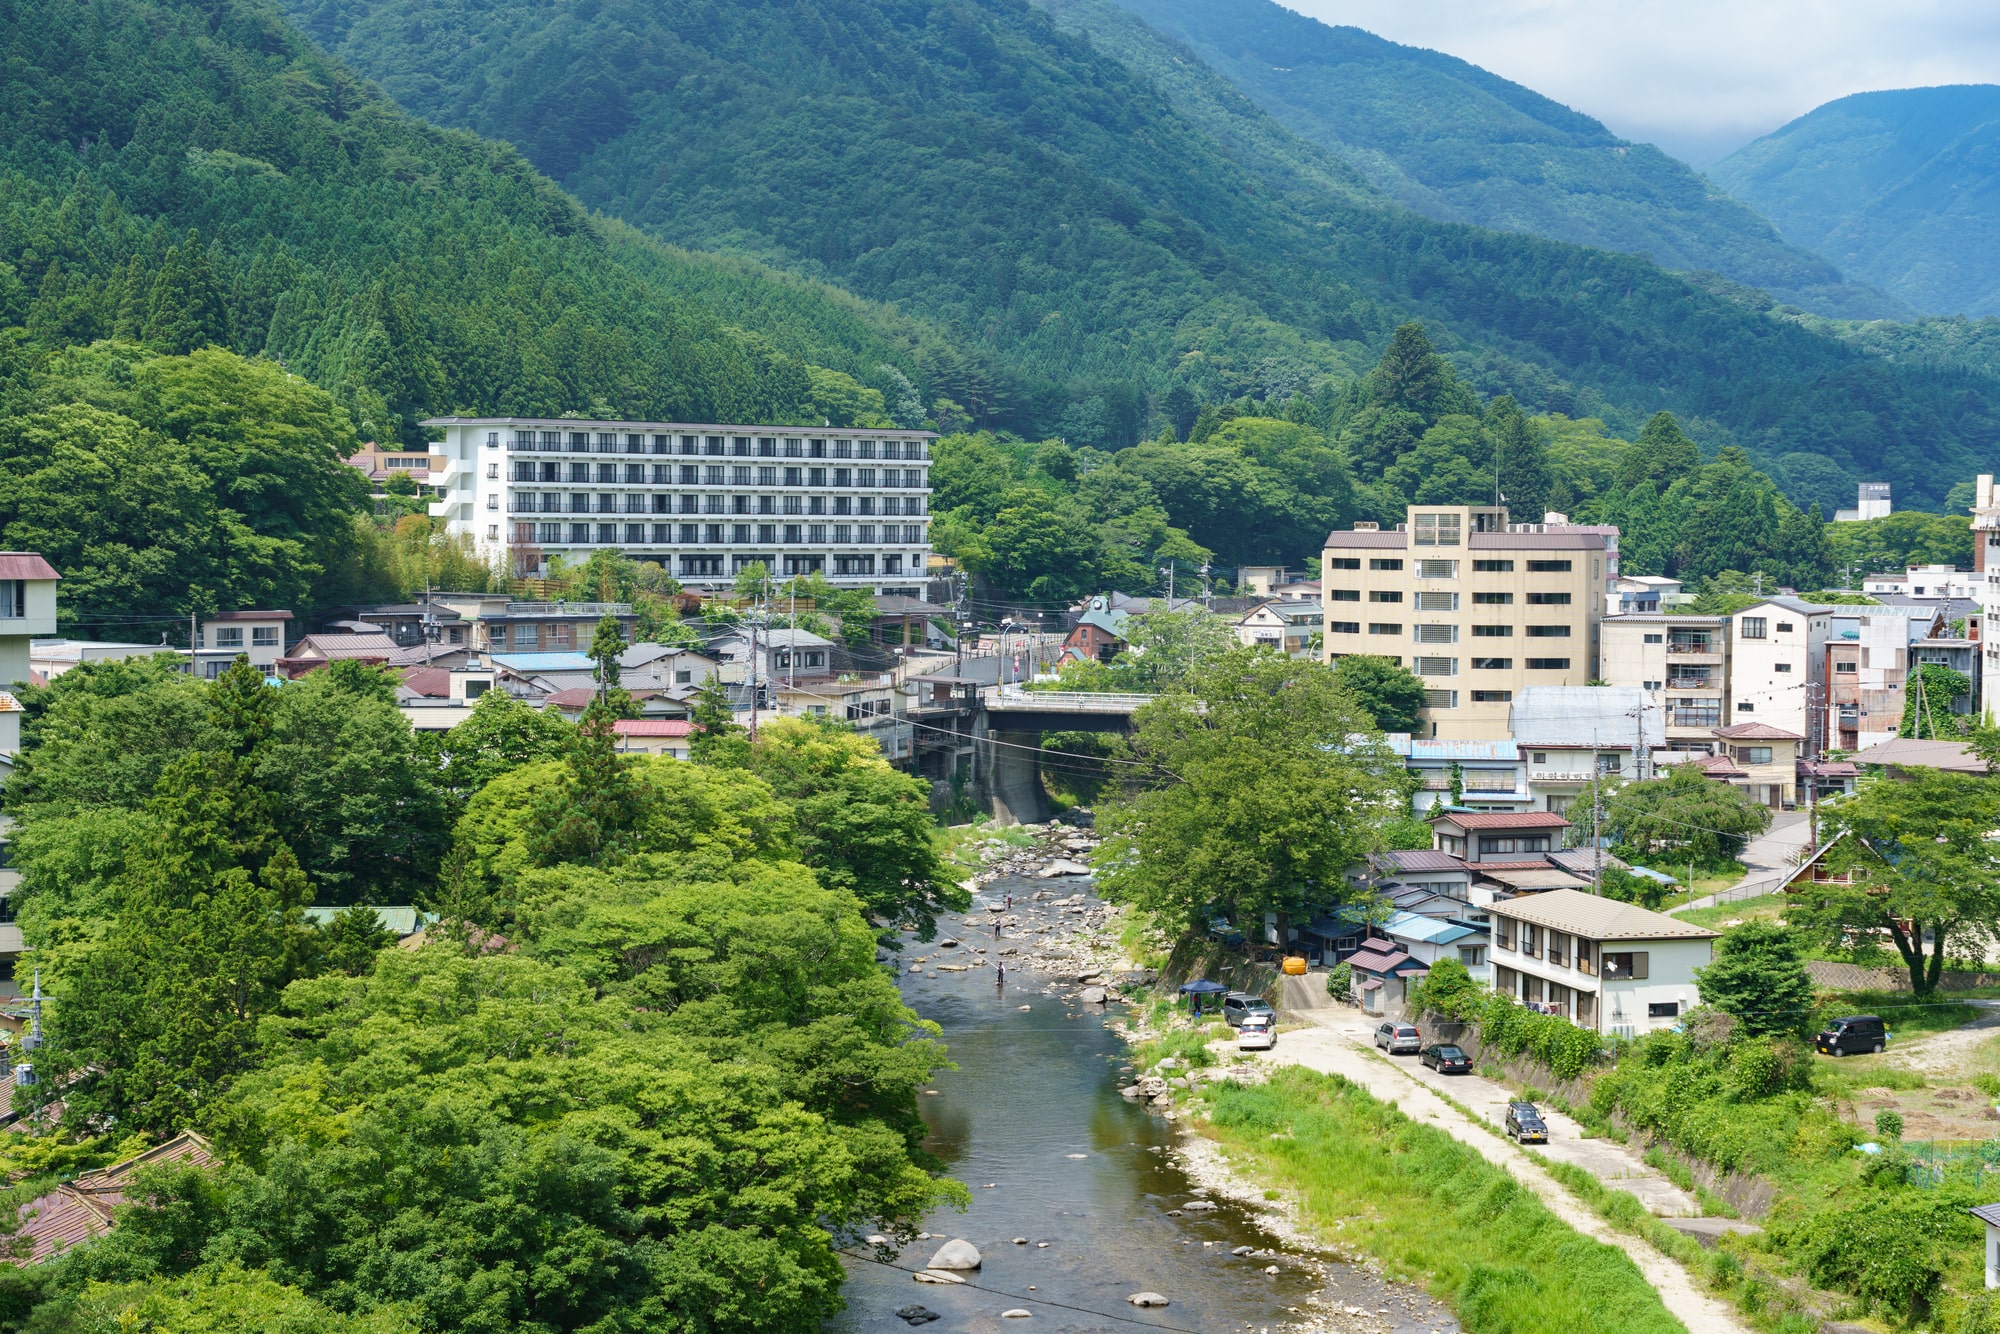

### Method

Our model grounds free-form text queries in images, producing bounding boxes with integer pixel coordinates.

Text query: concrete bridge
[971,687,1151,825]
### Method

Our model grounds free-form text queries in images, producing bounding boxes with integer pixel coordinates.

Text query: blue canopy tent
[1178,978,1229,1015]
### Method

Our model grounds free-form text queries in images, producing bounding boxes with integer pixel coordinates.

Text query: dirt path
[1875,999,2000,1077]
[1679,810,1811,911]
[1245,1019,1751,1334]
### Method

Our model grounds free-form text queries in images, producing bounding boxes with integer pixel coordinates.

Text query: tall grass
[1205,1067,1685,1334]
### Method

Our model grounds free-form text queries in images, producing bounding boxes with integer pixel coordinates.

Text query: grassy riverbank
[1202,1067,1685,1334]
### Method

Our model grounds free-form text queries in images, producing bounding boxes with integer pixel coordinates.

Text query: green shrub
[1876,1109,1905,1142]
[1327,960,1352,999]
[1771,1189,1980,1318]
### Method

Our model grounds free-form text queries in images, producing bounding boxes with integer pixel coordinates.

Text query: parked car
[1816,1014,1888,1057]
[1223,992,1276,1027]
[1420,1043,1470,1074]
[1374,1021,1422,1055]
[1237,1014,1276,1051]
[1504,1101,1548,1144]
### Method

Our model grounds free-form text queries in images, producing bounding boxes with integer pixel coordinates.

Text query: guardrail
[983,687,1152,713]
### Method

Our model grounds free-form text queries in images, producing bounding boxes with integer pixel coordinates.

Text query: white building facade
[1486,890,1716,1038]
[422,418,935,591]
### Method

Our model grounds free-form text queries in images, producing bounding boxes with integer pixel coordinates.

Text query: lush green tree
[1603,763,1771,866]
[1792,769,2000,995]
[33,1267,418,1334]
[432,688,573,798]
[1695,921,1817,1038]
[1616,412,1702,492]
[1097,648,1409,938]
[1333,655,1429,734]
[1117,608,1237,692]
[969,503,1103,604]
[140,232,231,355]
[1822,511,1973,585]
[689,677,749,767]
[314,905,397,976]
[745,718,966,939]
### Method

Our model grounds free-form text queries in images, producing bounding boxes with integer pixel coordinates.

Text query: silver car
[1374,1021,1422,1054]
[1237,1013,1276,1051]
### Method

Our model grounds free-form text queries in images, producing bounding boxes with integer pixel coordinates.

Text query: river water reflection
[826,879,1458,1334]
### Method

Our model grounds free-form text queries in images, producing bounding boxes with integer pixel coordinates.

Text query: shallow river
[826,878,1458,1334]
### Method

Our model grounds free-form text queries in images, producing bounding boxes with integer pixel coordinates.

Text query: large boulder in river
[1127,1292,1170,1307]
[1080,987,1107,1004]
[926,1239,983,1270]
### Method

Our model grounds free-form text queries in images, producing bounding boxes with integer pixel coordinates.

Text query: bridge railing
[982,686,1152,712]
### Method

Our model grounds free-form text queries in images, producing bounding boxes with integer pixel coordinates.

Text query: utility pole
[1590,727,1603,895]
[1160,563,1175,608]
[1200,563,1213,611]
[189,610,198,677]
[747,613,761,742]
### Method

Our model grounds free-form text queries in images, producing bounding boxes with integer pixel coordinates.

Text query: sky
[1286,0,2000,167]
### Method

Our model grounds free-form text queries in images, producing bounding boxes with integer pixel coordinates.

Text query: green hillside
[1081,0,1903,320]
[1712,86,2000,316]
[276,0,1998,506]
[0,0,954,447]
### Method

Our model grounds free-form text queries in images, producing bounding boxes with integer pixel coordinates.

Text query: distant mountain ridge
[1711,85,2000,316]
[1085,0,1906,319]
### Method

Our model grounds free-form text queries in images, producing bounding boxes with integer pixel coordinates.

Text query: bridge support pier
[981,724,1051,826]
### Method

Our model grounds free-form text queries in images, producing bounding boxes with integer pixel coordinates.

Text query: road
[1679,809,1812,912]
[1241,1009,1752,1334]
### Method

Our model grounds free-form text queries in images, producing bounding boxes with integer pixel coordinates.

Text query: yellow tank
[1281,955,1309,976]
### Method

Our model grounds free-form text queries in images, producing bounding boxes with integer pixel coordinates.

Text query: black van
[1816,1015,1887,1056]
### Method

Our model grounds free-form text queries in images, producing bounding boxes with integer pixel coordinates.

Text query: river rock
[1263,1265,1280,1275]
[926,1239,982,1271]
[895,1305,940,1325]
[1000,1310,1032,1319]
[913,1270,965,1284]
[1080,987,1107,1004]
[1038,859,1093,878]
[1011,1236,1028,1244]
[938,938,960,948]
[1119,1085,1143,1099]
[865,1234,889,1245]
[1232,1245,1255,1256]
[1181,1199,1217,1212]
[1127,1293,1170,1308]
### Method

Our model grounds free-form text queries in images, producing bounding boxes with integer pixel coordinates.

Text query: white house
[612,718,695,759]
[1727,598,1830,742]
[1487,890,1716,1036]
[0,555,59,691]
[195,610,294,678]
[1234,599,1321,657]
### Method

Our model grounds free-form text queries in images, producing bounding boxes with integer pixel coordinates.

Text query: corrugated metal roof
[613,719,694,737]
[491,652,597,672]
[303,906,429,936]
[1431,811,1571,829]
[0,555,59,581]
[1322,530,1408,548]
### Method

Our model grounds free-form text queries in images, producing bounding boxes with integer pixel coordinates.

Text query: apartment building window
[1575,939,1594,975]
[1495,919,1515,951]
[808,524,828,543]
[651,495,672,514]
[832,497,852,516]
[1473,559,1514,572]
[593,463,615,483]
[679,524,700,543]
[487,495,499,510]
[512,461,535,481]
[1330,589,1360,602]
[1741,617,1768,640]
[1643,679,1662,690]
[1416,559,1457,578]
[1414,657,1457,676]
[1775,662,1792,673]
[1737,701,1756,712]
[1473,592,1512,604]
[703,466,725,485]
[214,627,244,648]
[589,524,611,544]
[1526,625,1571,638]
[832,524,853,543]
[1414,624,1457,644]
[680,465,699,484]
[1520,923,1540,958]
[1602,952,1649,980]
[1471,690,1512,702]
[621,524,643,544]
[1424,689,1458,709]
[1525,560,1572,572]
[1329,621,1361,634]
[1527,658,1571,670]
[1473,625,1513,637]
[252,627,278,647]
[808,497,826,514]
[568,524,590,543]
[1415,591,1457,611]
[1671,699,1721,727]
[1472,657,1512,669]
[902,524,923,543]
[1482,835,1550,855]
[652,524,673,543]
[1369,590,1403,603]
[1644,633,1663,644]
[538,523,560,544]
[758,437,777,456]
[757,466,777,485]
[1370,558,1403,571]
[1328,557,1360,570]
[756,524,776,543]
[1369,623,1403,635]
[1546,933,1567,967]
[1835,661,1857,674]
[1525,592,1571,605]
[857,468,876,486]
[783,524,803,543]
[1460,945,1487,969]
[567,462,588,483]
[1413,513,1462,546]
[703,437,725,456]
[809,467,827,486]
[683,556,724,576]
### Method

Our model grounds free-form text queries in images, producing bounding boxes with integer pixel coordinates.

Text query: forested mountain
[277,0,1997,507]
[1068,0,1902,320]
[0,0,957,451]
[1712,86,2000,316]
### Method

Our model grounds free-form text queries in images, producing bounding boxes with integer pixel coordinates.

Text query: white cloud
[1281,0,2000,165]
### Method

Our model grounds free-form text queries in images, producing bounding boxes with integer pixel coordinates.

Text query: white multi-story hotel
[422,417,935,591]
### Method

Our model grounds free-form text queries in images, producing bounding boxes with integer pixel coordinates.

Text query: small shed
[1972,1202,2000,1288]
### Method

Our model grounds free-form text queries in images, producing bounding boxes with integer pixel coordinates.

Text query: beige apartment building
[1322,506,1608,740]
